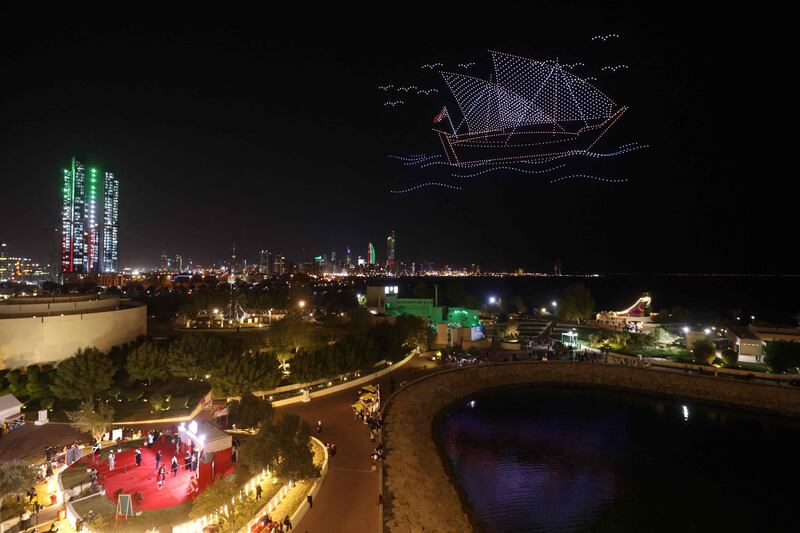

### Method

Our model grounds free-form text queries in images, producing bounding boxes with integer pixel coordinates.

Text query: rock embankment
[382,361,800,533]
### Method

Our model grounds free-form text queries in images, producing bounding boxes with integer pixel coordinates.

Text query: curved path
[380,361,800,533]
[277,354,434,533]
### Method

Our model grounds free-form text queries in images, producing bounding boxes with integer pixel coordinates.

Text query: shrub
[41,397,56,410]
[126,386,145,401]
[691,338,716,365]
[764,341,800,373]
[721,348,739,367]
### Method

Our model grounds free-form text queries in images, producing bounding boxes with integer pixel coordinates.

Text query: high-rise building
[160,250,168,271]
[0,242,9,281]
[102,172,119,272]
[259,249,272,275]
[274,255,286,275]
[386,231,396,273]
[346,246,352,268]
[368,242,376,265]
[60,157,120,274]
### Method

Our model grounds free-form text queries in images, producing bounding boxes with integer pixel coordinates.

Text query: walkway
[278,355,434,533]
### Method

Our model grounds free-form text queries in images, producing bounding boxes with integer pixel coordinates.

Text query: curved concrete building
[0,295,146,369]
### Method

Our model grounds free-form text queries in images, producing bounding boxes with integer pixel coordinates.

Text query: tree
[126,342,169,384]
[269,313,312,357]
[67,401,115,442]
[559,283,596,322]
[505,296,527,315]
[691,338,716,365]
[764,341,800,373]
[240,413,319,482]
[503,322,520,340]
[167,334,226,378]
[394,315,432,352]
[50,347,116,401]
[210,352,282,397]
[0,460,37,517]
[651,327,676,346]
[189,476,260,533]
[231,392,274,430]
[411,281,429,299]
[721,348,739,367]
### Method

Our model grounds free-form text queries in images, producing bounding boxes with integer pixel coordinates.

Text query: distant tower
[259,249,272,275]
[160,250,167,271]
[368,242,376,265]
[231,242,237,275]
[386,231,396,274]
[346,246,352,268]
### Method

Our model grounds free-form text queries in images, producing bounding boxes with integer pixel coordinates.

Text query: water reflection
[434,387,800,532]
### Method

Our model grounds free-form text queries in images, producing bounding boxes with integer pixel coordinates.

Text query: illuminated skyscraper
[60,157,86,273]
[368,242,376,265]
[102,172,119,272]
[60,157,120,274]
[386,231,396,273]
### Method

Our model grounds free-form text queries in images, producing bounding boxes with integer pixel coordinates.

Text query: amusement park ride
[595,293,653,331]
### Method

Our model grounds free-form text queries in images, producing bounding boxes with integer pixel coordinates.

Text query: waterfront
[434,386,800,532]
[374,274,800,323]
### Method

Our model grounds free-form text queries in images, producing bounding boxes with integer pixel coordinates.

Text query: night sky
[0,6,789,273]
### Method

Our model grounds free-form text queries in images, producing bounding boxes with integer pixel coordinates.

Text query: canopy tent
[178,420,232,454]
[0,394,22,421]
[178,420,234,489]
[1,394,24,432]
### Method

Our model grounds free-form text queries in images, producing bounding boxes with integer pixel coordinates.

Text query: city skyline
[0,9,790,274]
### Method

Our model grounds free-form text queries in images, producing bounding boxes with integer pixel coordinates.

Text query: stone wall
[382,361,800,533]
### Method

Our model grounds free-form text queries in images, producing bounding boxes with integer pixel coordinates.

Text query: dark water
[434,387,800,532]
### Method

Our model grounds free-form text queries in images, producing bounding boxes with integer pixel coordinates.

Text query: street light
[683,326,690,334]
[298,300,306,309]
[488,296,497,305]
[551,301,557,308]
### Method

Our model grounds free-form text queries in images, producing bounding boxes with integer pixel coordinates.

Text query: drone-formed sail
[441,72,556,134]
[490,51,617,127]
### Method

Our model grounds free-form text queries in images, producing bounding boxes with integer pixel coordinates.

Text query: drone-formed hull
[435,106,627,166]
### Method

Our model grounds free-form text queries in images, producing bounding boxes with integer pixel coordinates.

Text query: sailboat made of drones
[432,51,627,166]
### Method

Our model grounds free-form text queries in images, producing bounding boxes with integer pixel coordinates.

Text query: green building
[383,295,480,329]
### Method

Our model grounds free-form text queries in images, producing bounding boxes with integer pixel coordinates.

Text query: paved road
[278,355,435,533]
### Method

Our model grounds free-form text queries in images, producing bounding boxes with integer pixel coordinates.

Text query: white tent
[178,419,232,454]
[0,394,24,425]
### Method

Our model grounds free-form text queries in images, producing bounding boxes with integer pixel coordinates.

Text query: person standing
[256,484,263,500]
[171,455,179,477]
[135,448,142,467]
[155,450,161,470]
[307,493,313,508]
[184,450,191,471]
[108,451,115,472]
[283,515,293,530]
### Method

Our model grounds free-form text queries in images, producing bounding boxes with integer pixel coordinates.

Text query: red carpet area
[70,442,235,511]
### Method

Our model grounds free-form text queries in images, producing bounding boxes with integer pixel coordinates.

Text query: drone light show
[387,50,647,193]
